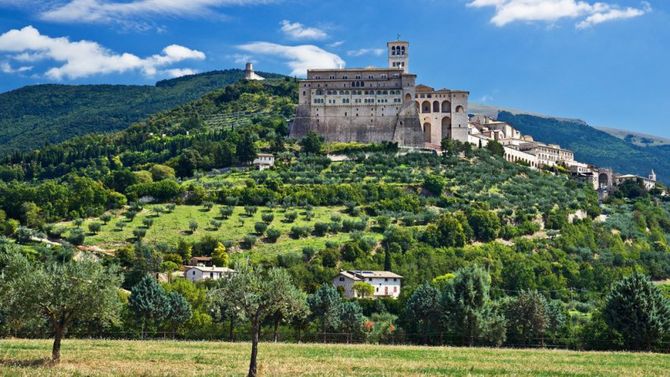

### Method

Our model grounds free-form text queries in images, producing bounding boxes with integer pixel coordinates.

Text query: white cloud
[347,48,384,57]
[280,20,327,40]
[467,0,650,28]
[237,42,344,77]
[328,40,345,48]
[230,53,256,65]
[37,0,276,24]
[0,26,205,80]
[0,62,33,74]
[164,68,198,78]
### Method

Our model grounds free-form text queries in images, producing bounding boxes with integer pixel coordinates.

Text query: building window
[339,277,344,282]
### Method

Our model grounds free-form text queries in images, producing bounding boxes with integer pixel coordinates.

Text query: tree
[67,228,86,245]
[212,261,304,377]
[339,301,366,342]
[100,213,112,224]
[165,291,192,337]
[208,286,245,341]
[188,220,198,234]
[211,242,229,267]
[423,175,445,196]
[254,222,268,236]
[352,282,375,298]
[404,283,443,344]
[468,210,501,242]
[237,132,258,164]
[603,273,670,350]
[299,131,324,154]
[88,222,102,234]
[442,265,505,346]
[0,254,122,362]
[423,213,467,248]
[150,164,176,181]
[129,275,169,338]
[266,228,281,243]
[503,290,551,346]
[308,284,343,340]
[486,140,505,157]
[219,206,234,219]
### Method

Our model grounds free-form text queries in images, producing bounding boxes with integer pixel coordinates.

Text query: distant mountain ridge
[0,69,284,155]
[494,111,670,184]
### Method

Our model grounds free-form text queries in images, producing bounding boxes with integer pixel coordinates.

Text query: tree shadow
[0,358,53,368]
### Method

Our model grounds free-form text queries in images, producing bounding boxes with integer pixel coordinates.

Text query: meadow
[1,339,668,377]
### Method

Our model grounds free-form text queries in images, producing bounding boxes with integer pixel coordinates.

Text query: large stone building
[291,41,469,148]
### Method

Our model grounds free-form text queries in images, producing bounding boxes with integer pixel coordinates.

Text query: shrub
[166,203,176,213]
[313,222,329,236]
[219,206,234,219]
[266,228,281,242]
[188,221,198,234]
[67,228,86,245]
[100,213,113,224]
[261,213,274,224]
[244,206,258,217]
[284,211,298,223]
[88,222,102,234]
[133,228,146,240]
[254,222,268,235]
[290,226,310,239]
[241,235,257,249]
[210,219,222,230]
[142,218,153,228]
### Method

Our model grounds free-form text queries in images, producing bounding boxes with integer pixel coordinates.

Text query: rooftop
[339,270,404,280]
[186,266,234,273]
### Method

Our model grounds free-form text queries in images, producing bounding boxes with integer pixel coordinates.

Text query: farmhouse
[252,153,275,170]
[184,265,234,282]
[333,270,403,299]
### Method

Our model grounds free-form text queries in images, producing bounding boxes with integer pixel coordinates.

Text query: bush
[244,206,258,217]
[219,206,234,219]
[188,221,198,233]
[254,222,268,235]
[88,222,103,234]
[15,226,34,244]
[133,228,146,240]
[290,226,310,239]
[313,222,330,236]
[266,228,281,242]
[142,218,153,228]
[261,213,274,224]
[100,213,113,224]
[67,228,86,245]
[210,219,222,230]
[284,212,298,223]
[241,235,257,249]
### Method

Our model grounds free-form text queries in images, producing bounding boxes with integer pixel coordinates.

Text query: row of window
[311,73,400,80]
[315,98,401,105]
[316,89,403,96]
[391,46,406,56]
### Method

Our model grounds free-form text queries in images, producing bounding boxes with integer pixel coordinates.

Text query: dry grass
[1,338,669,376]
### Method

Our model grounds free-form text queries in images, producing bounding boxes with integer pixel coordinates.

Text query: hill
[0,69,283,155]
[496,111,670,184]
[597,126,670,147]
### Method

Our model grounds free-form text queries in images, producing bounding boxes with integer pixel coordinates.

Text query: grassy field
[59,205,382,258]
[1,339,668,377]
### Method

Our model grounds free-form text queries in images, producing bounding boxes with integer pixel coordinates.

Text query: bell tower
[387,40,409,74]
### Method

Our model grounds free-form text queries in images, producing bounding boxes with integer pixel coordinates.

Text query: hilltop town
[282,40,660,197]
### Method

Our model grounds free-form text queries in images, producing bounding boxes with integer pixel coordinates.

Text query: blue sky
[1,0,668,137]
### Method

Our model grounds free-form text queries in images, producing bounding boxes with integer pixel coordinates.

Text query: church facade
[291,41,469,148]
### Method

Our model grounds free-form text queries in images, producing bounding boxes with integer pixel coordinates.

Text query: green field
[0,339,668,376]
[61,204,383,259]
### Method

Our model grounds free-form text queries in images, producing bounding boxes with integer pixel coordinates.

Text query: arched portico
[423,122,432,142]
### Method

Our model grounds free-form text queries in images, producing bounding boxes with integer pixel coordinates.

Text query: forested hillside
[1,78,670,354]
[498,111,670,184]
[0,69,283,155]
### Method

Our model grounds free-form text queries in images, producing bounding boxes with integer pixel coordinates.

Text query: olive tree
[0,253,122,362]
[212,261,304,377]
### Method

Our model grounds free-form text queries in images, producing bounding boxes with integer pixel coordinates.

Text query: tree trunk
[248,317,260,377]
[52,326,64,363]
[273,318,280,343]
[229,318,235,342]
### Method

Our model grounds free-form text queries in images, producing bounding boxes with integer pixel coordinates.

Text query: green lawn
[0,338,668,376]
[60,205,379,257]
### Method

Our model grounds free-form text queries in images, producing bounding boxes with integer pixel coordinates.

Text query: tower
[387,40,409,74]
[244,62,264,81]
[649,169,657,182]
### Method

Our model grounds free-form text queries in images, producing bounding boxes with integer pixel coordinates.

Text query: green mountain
[0,69,283,155]
[496,111,669,184]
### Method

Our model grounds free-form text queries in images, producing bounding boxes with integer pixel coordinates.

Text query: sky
[0,0,668,137]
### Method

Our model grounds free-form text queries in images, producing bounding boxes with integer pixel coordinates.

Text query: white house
[252,153,275,170]
[184,265,234,282]
[333,270,403,299]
